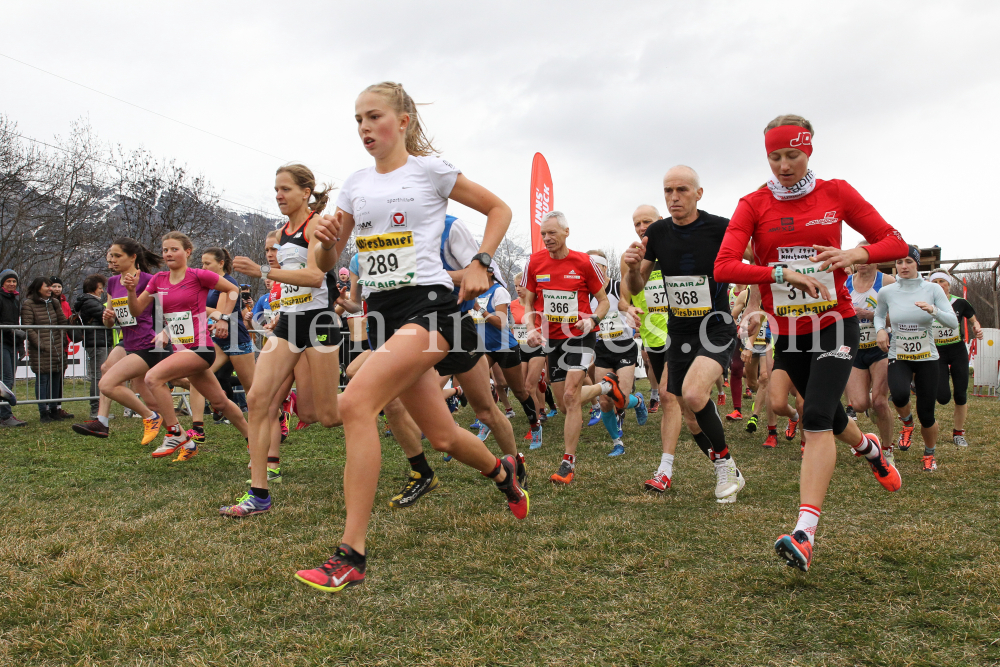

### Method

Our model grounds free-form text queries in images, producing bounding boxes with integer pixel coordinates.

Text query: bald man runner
[622,166,746,503]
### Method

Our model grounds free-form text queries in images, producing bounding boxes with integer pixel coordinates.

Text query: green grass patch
[2,383,999,666]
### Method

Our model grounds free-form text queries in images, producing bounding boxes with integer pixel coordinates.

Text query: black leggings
[772,317,859,434]
[936,343,969,406]
[888,358,938,428]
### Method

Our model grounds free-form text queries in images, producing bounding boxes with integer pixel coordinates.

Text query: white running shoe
[714,458,741,499]
[152,432,190,458]
[954,434,969,447]
[717,468,746,504]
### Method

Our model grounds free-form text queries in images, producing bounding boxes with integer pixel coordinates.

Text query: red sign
[392,212,406,227]
[529,153,552,254]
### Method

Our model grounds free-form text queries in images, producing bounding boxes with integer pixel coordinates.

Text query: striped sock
[794,504,822,544]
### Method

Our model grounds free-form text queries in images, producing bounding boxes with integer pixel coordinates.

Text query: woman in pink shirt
[124,231,249,461]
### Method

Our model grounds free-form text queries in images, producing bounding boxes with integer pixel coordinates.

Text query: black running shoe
[496,455,529,519]
[389,471,439,508]
[515,452,528,489]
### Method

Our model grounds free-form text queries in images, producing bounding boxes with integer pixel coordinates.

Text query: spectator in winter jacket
[21,277,70,422]
[0,268,26,427]
[74,274,113,419]
[49,276,73,320]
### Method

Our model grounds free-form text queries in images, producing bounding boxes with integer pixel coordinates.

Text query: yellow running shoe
[141,414,163,445]
[173,445,198,462]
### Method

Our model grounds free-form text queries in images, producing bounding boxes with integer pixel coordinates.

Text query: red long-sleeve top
[714,179,908,336]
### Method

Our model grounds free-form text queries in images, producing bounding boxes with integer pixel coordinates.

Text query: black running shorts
[665,323,738,396]
[594,338,639,371]
[273,308,342,349]
[545,333,597,384]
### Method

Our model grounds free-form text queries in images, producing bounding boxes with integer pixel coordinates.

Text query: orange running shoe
[785,417,799,441]
[922,454,937,472]
[644,471,671,493]
[725,409,743,421]
[173,445,198,462]
[141,413,163,445]
[716,392,726,407]
[896,424,914,451]
[550,459,575,485]
[762,433,778,448]
[601,372,627,410]
[862,433,901,492]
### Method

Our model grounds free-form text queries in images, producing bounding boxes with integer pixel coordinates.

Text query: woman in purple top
[124,231,249,461]
[73,238,165,442]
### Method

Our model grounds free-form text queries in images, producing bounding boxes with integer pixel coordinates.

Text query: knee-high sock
[693,431,713,459]
[694,401,729,458]
[731,372,742,411]
[545,385,556,410]
[601,409,622,439]
[519,397,538,426]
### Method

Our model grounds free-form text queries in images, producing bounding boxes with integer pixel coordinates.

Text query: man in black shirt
[622,165,744,503]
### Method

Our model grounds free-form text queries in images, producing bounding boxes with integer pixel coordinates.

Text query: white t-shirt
[336,155,460,293]
[442,216,479,273]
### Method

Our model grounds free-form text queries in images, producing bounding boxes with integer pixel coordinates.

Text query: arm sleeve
[22,303,37,348]
[839,181,909,264]
[82,298,104,324]
[714,198,774,284]
[198,269,224,290]
[426,156,462,199]
[874,287,889,331]
[931,285,959,328]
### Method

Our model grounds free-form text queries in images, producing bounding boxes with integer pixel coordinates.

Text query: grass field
[2,381,999,666]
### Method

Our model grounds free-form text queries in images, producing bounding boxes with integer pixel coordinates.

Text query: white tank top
[276,214,330,312]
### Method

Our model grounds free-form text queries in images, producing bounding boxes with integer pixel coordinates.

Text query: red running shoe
[716,392,726,407]
[644,471,671,493]
[294,544,366,592]
[785,417,799,441]
[775,530,813,572]
[495,454,529,519]
[649,396,660,413]
[725,409,743,421]
[762,433,778,448]
[862,433,901,492]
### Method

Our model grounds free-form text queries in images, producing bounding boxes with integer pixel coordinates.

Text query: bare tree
[494,231,531,288]
[956,263,1000,328]
[0,116,52,279]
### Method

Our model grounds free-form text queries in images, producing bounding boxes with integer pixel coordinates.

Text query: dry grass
[1,384,999,666]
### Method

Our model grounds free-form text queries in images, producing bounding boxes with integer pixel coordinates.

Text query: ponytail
[362,81,438,156]
[275,164,332,214]
[204,247,234,274]
[112,237,164,274]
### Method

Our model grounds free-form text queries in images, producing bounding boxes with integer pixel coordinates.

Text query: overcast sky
[3,0,998,265]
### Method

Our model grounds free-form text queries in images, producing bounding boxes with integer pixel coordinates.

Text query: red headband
[765,125,813,156]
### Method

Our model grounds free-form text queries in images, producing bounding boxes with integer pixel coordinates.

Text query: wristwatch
[220,314,231,323]
[471,252,492,269]
[260,264,271,277]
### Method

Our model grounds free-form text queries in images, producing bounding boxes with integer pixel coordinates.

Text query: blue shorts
[215,338,255,356]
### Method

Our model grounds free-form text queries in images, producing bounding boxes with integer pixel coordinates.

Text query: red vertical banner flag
[529,153,552,253]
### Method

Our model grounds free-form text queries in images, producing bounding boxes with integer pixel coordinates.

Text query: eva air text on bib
[643,270,669,313]
[664,275,711,317]
[165,310,194,345]
[110,296,136,327]
[769,247,837,316]
[543,289,578,323]
[511,323,528,343]
[356,232,417,290]
[894,323,932,361]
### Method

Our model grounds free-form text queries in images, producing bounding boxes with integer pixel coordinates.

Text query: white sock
[651,390,659,400]
[794,504,821,544]
[852,434,882,461]
[97,416,109,427]
[658,453,674,478]
[791,411,800,422]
